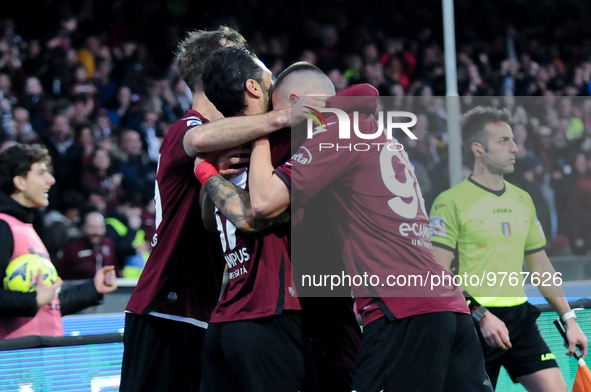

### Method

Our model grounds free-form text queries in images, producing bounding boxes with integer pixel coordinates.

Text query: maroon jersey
[210,128,301,323]
[125,110,224,326]
[56,237,118,279]
[276,85,468,327]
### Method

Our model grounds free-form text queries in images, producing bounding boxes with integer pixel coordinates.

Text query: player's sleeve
[274,164,291,191]
[275,128,359,205]
[523,193,546,254]
[429,192,460,252]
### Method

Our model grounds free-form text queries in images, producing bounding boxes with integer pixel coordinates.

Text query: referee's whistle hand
[480,312,512,350]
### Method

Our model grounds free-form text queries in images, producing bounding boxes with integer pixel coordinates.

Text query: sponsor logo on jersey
[433,204,445,211]
[493,208,512,213]
[224,247,250,268]
[429,216,447,237]
[399,222,430,239]
[290,146,313,165]
[502,222,511,237]
[228,265,248,279]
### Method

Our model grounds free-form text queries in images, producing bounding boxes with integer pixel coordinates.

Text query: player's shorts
[302,296,360,392]
[311,344,354,392]
[119,313,206,392]
[352,312,493,392]
[477,302,558,388]
[200,311,319,392]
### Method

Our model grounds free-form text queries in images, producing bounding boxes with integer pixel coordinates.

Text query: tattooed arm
[199,187,218,233]
[196,157,289,233]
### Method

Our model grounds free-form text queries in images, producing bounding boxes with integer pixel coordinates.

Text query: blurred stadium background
[0,0,590,390]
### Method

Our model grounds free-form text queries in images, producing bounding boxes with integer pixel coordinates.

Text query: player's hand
[214,148,250,177]
[94,266,117,294]
[274,95,328,128]
[35,269,63,308]
[479,311,512,350]
[565,318,588,358]
[194,152,217,173]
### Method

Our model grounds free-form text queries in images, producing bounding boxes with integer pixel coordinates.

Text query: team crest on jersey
[185,116,202,127]
[502,222,511,237]
[429,216,447,237]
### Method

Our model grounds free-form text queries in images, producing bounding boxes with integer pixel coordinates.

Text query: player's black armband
[463,291,488,322]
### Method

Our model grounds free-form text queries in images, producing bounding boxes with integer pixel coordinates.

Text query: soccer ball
[3,254,58,292]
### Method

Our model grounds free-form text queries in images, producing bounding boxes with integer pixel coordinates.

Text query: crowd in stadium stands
[1,0,591,278]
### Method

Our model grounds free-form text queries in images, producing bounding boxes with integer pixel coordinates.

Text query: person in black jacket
[0,143,117,338]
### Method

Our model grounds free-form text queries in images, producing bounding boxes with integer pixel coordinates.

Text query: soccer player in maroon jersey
[119,28,315,392]
[246,65,494,391]
[193,46,318,392]
[196,49,361,391]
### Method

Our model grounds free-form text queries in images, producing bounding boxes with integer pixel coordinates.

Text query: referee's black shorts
[352,312,493,392]
[200,311,318,392]
[119,313,206,392]
[477,302,558,388]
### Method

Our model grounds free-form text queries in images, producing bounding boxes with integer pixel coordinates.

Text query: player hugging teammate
[121,27,587,392]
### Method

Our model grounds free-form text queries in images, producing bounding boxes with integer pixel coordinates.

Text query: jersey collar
[467,175,506,197]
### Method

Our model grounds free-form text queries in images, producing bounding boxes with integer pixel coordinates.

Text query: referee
[429,106,588,391]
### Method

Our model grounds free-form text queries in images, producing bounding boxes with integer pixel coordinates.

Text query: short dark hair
[202,47,264,117]
[272,62,325,94]
[0,143,51,195]
[175,26,247,93]
[461,106,512,164]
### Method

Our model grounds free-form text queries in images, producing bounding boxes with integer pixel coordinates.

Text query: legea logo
[306,109,418,140]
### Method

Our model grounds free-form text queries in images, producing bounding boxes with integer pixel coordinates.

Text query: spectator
[42,189,84,260]
[61,122,95,191]
[137,105,163,164]
[567,154,591,255]
[18,77,45,133]
[81,148,123,212]
[70,62,97,98]
[12,107,38,144]
[117,129,155,201]
[105,192,150,278]
[93,58,118,109]
[56,210,120,280]
[108,86,141,129]
[42,114,74,202]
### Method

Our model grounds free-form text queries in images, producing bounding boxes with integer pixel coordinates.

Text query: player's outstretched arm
[525,250,588,358]
[194,156,289,233]
[183,95,327,157]
[183,109,290,157]
[249,137,290,219]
